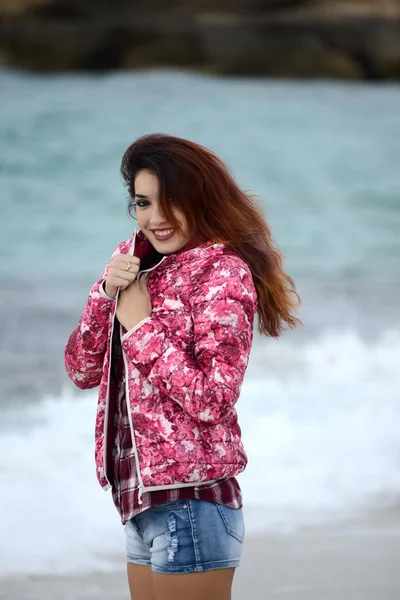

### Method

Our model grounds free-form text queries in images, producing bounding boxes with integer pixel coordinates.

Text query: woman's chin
[149,232,188,254]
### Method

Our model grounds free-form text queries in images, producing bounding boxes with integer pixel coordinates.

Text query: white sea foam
[241,328,400,531]
[0,328,399,575]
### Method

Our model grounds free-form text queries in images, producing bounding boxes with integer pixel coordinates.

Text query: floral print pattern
[65,232,257,492]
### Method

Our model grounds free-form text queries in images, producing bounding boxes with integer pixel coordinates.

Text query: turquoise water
[2,69,399,286]
[1,68,399,401]
[1,68,400,573]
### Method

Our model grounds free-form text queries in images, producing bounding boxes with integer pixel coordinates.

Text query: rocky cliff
[1,0,400,79]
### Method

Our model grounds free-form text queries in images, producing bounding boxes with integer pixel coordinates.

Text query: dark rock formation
[0,1,400,79]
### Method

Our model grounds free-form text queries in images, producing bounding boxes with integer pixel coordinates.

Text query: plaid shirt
[111,344,242,524]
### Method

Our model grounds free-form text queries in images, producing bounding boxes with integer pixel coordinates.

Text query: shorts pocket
[150,500,188,513]
[215,504,245,543]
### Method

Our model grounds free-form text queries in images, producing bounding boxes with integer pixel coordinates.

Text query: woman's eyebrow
[134,194,149,199]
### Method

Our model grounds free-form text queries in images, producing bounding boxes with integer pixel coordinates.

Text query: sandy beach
[1,510,400,600]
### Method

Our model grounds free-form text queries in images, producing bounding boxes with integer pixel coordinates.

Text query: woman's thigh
[127,564,155,600]
[126,563,235,600]
[125,518,154,600]
[152,568,235,600]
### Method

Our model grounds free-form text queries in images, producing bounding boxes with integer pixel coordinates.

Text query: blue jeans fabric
[124,499,244,574]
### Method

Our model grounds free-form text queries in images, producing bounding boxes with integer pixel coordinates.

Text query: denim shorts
[124,499,244,574]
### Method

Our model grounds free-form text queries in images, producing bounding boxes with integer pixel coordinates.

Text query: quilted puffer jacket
[65,230,257,502]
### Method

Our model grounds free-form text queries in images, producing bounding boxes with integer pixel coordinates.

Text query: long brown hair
[121,133,301,337]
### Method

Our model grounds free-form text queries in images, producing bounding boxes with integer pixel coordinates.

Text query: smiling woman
[132,169,192,254]
[64,133,300,600]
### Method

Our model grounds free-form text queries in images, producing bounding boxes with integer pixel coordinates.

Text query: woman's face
[134,169,192,255]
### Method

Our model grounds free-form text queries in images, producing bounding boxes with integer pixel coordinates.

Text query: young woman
[65,134,300,600]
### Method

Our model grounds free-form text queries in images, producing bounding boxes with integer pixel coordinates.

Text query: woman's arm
[65,238,141,389]
[64,271,115,390]
[121,256,257,424]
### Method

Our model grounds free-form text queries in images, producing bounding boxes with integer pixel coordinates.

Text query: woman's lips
[152,229,175,241]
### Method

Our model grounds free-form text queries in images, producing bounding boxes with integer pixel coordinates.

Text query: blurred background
[1,0,400,583]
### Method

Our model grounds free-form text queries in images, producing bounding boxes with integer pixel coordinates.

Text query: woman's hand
[105,254,140,299]
[116,276,152,331]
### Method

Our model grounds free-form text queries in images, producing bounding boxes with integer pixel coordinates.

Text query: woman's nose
[150,203,168,226]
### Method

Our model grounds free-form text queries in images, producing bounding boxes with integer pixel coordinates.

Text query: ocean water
[1,68,400,576]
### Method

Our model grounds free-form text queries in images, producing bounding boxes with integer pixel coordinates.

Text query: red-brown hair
[121,133,301,337]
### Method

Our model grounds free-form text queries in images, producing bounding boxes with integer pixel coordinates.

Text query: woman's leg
[125,519,153,600]
[127,564,156,600]
[152,568,235,600]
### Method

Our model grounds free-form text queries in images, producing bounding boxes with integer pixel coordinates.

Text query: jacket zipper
[102,231,138,489]
[120,253,167,503]
[121,341,146,503]
[103,231,167,494]
[101,288,119,490]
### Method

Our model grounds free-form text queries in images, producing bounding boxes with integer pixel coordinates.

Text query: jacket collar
[133,230,210,271]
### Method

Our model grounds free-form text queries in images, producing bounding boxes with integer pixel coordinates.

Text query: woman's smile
[151,228,175,241]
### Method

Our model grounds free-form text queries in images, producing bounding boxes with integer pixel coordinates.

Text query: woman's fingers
[114,254,140,271]
[109,276,135,290]
[104,254,141,297]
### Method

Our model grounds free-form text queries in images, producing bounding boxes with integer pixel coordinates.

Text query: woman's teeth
[154,229,174,237]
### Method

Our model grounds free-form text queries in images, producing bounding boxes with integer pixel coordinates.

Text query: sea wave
[0,327,399,575]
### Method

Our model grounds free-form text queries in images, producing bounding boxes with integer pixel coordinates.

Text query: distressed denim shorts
[124,499,244,574]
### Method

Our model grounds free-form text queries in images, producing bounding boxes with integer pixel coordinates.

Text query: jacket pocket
[215,504,245,543]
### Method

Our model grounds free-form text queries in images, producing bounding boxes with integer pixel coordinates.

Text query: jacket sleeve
[121,257,257,424]
[64,254,118,390]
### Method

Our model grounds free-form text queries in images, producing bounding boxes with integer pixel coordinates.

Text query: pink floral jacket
[65,231,257,500]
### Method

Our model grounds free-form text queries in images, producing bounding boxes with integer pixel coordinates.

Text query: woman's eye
[136,200,150,208]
